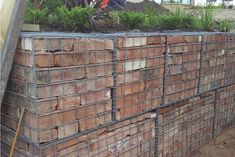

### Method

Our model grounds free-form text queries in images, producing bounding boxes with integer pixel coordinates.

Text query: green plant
[118,11,146,29]
[218,20,231,32]
[24,7,48,24]
[197,6,214,31]
[59,6,95,31]
[157,9,197,30]
[144,1,158,28]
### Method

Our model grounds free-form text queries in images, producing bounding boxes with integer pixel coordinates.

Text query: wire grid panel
[2,36,115,144]
[199,34,228,93]
[1,112,156,157]
[225,34,235,85]
[115,36,165,120]
[165,35,201,104]
[215,84,235,136]
[158,91,215,157]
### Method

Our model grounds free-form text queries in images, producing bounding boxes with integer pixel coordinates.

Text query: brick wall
[1,32,235,157]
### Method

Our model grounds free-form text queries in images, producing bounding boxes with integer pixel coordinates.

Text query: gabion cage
[1,32,235,157]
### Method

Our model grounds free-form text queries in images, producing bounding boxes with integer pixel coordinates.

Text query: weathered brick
[57,95,81,110]
[54,52,87,67]
[117,71,143,84]
[118,59,146,72]
[58,122,79,139]
[117,81,145,96]
[117,47,165,60]
[14,51,54,68]
[167,35,201,44]
[86,63,113,78]
[89,50,113,64]
[117,37,147,48]
[147,36,166,45]
[74,38,114,51]
[76,77,113,93]
[19,38,61,51]
[77,99,112,120]
[80,89,111,105]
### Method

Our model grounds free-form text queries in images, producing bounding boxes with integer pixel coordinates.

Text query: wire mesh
[1,32,235,157]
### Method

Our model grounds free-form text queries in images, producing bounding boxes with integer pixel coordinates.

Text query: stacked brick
[215,84,235,135]
[165,35,201,103]
[1,32,235,157]
[1,112,155,157]
[116,36,165,119]
[1,37,114,143]
[199,34,228,93]
[158,92,215,157]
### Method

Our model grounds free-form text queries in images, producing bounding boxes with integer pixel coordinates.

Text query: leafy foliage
[157,9,197,30]
[118,12,146,29]
[58,6,95,31]
[24,7,48,24]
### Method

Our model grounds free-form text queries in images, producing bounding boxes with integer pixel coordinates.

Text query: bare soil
[193,126,235,157]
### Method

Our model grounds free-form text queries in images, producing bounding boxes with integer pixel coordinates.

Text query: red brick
[117,37,147,48]
[167,35,201,44]
[15,51,54,68]
[146,57,165,68]
[80,89,111,105]
[57,95,81,110]
[74,38,114,51]
[19,38,61,51]
[86,63,113,78]
[168,43,201,54]
[76,77,113,93]
[31,129,58,143]
[58,122,79,139]
[77,99,112,120]
[117,81,145,96]
[54,52,87,67]
[37,82,76,99]
[147,36,166,45]
[117,71,143,84]
[89,50,113,64]
[117,47,165,60]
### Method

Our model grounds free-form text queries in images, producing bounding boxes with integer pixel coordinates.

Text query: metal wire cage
[1,31,235,157]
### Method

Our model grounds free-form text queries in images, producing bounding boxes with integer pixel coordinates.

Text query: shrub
[24,7,48,24]
[157,9,197,30]
[59,6,95,31]
[118,12,146,29]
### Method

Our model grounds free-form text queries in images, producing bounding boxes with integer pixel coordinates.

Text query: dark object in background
[125,0,170,15]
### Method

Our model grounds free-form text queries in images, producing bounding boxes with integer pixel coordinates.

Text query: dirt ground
[193,126,235,157]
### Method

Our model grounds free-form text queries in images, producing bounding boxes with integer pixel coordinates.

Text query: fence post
[154,109,159,157]
[197,34,205,94]
[112,37,118,122]
[212,89,218,138]
[162,35,168,105]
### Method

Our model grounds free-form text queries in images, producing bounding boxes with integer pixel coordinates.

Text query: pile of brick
[1,32,235,157]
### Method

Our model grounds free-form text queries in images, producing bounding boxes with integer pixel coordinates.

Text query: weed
[197,6,214,31]
[218,20,231,32]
